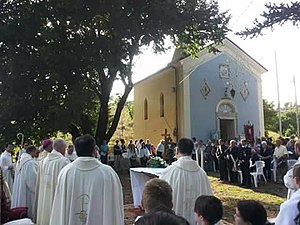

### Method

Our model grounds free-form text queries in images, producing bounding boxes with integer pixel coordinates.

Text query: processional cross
[76,194,90,225]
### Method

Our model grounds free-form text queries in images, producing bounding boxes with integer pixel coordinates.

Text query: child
[276,164,300,225]
[194,195,223,225]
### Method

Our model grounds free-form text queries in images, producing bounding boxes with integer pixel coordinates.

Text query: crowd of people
[191,136,297,188]
[0,135,299,225]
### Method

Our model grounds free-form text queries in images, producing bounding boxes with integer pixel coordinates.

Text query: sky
[114,0,300,107]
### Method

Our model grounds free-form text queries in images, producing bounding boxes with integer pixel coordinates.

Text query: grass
[122,171,287,225]
[208,173,286,224]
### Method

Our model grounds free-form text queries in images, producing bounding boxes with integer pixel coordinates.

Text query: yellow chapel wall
[133,67,177,146]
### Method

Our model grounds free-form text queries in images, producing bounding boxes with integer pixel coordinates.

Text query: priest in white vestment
[284,140,300,199]
[65,144,77,162]
[49,135,124,225]
[37,139,53,161]
[160,138,212,225]
[35,138,69,225]
[11,146,38,219]
[0,143,15,192]
[276,163,300,225]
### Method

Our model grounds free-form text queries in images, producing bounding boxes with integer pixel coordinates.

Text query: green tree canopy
[237,1,300,38]
[0,0,230,145]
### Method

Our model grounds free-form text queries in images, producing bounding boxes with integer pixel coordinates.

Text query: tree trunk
[69,123,81,144]
[106,85,132,141]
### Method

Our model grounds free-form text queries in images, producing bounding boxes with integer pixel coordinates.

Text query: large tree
[0,0,230,144]
[238,1,300,37]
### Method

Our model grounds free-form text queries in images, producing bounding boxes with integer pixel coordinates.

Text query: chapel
[133,38,267,145]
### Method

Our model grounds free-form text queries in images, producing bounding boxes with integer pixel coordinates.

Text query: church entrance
[216,99,237,141]
[220,119,235,141]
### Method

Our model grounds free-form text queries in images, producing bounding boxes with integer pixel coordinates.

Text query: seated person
[235,200,270,225]
[0,168,32,224]
[249,149,260,172]
[135,211,189,225]
[275,164,300,225]
[194,195,223,225]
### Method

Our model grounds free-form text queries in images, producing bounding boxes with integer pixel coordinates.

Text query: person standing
[11,146,38,219]
[276,164,300,225]
[37,139,53,161]
[160,138,212,225]
[99,140,109,164]
[192,137,198,160]
[227,140,239,183]
[284,140,300,199]
[156,140,165,158]
[35,138,70,225]
[139,142,150,167]
[113,140,122,171]
[238,139,252,187]
[49,135,124,225]
[65,144,77,162]
[0,143,15,192]
[127,139,139,167]
[216,139,228,182]
[274,139,288,183]
[258,141,272,181]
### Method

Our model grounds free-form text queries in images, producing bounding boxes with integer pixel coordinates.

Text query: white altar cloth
[130,167,165,208]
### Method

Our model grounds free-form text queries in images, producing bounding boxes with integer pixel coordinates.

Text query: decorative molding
[240,86,249,101]
[219,64,230,79]
[200,80,211,99]
[216,99,238,119]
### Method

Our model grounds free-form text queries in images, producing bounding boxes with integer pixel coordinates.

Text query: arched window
[160,93,164,117]
[144,98,148,120]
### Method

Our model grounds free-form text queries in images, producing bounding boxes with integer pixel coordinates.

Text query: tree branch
[237,2,300,38]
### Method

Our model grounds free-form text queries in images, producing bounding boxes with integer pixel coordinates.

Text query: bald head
[53,138,67,155]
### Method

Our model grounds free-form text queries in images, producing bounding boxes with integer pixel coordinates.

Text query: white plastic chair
[237,170,243,184]
[250,161,267,188]
[287,159,298,170]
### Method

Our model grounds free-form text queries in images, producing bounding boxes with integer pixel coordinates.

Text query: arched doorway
[216,99,238,141]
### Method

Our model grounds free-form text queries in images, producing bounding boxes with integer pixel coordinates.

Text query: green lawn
[208,173,286,224]
[123,172,286,225]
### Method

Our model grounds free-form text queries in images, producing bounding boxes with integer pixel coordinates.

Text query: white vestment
[0,151,14,192]
[275,189,300,225]
[160,156,212,225]
[284,158,300,199]
[11,153,37,219]
[49,157,124,225]
[37,150,49,161]
[35,150,70,225]
[65,150,78,162]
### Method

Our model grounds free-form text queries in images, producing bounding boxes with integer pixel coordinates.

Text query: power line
[231,0,256,30]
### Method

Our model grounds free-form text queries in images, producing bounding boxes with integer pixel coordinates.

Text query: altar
[130,167,165,208]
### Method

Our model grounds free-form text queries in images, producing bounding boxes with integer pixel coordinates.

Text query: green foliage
[147,156,168,168]
[0,0,230,144]
[263,99,278,132]
[238,1,300,38]
[263,99,298,137]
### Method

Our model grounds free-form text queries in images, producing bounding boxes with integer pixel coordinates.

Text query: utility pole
[293,75,300,137]
[275,51,282,136]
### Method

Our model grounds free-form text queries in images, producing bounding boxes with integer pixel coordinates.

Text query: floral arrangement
[147,156,168,168]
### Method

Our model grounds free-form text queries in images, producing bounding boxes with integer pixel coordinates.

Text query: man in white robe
[0,143,15,192]
[49,135,124,225]
[11,146,38,219]
[65,144,77,162]
[35,138,69,225]
[284,140,300,199]
[37,139,53,161]
[160,138,212,225]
